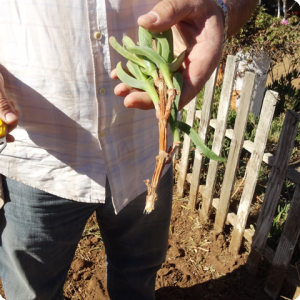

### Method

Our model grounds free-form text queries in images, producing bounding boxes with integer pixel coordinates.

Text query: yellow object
[94,31,102,40]
[0,119,7,138]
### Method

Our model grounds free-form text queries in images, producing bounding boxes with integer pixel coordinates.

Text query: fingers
[178,41,222,110]
[114,82,154,110]
[138,0,195,33]
[124,91,154,110]
[0,75,18,126]
[114,82,135,97]
[111,68,118,79]
[112,69,155,110]
[0,74,19,143]
[138,0,224,49]
[0,97,19,142]
[111,67,132,80]
[6,107,20,133]
[137,0,220,33]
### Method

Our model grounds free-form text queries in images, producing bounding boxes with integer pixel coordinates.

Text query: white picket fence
[176,55,300,299]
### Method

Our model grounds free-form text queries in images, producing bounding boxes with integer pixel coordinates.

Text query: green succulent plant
[109,26,225,213]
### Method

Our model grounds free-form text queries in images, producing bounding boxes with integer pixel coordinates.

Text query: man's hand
[0,73,20,142]
[111,0,258,111]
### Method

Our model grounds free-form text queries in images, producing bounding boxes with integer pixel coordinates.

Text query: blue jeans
[0,166,173,300]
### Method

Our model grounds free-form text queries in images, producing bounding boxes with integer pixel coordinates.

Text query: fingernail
[142,12,158,24]
[127,103,141,109]
[5,112,17,123]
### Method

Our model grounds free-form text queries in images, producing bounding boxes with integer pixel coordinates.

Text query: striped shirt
[0,0,171,213]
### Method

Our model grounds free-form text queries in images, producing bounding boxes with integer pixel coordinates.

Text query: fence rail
[176,54,300,299]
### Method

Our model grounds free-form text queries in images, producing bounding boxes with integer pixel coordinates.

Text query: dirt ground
[0,164,297,300]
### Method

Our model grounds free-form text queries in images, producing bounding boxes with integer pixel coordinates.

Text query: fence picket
[177,54,300,296]
[177,97,197,197]
[214,72,256,232]
[264,182,300,299]
[246,110,300,275]
[199,55,237,218]
[229,90,278,254]
[189,67,218,209]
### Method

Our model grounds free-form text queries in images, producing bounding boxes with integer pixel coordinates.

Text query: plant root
[144,151,171,214]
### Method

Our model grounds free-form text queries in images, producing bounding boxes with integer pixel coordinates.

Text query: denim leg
[96,166,173,300]
[0,176,98,300]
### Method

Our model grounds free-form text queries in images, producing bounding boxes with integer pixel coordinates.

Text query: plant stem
[144,75,178,213]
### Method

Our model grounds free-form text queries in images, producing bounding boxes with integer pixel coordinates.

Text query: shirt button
[94,31,102,40]
[100,131,106,138]
[99,88,106,95]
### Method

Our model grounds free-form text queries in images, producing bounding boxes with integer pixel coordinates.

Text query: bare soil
[62,199,276,300]
[0,166,297,300]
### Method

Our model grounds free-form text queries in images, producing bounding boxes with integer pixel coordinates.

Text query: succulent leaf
[139,27,153,48]
[168,50,187,73]
[122,36,136,48]
[117,62,159,105]
[169,73,183,143]
[156,40,162,56]
[144,82,160,105]
[176,121,226,162]
[127,46,174,89]
[172,73,182,117]
[137,27,158,80]
[127,46,166,67]
[162,29,173,62]
[109,37,145,68]
[151,32,171,63]
[116,62,145,90]
[126,61,147,81]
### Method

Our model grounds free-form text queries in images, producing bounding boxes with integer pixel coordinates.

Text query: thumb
[0,88,18,125]
[0,100,18,125]
[138,0,193,32]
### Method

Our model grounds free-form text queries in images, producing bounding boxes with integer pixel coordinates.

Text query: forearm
[224,0,258,38]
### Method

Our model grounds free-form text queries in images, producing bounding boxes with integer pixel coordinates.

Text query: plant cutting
[109,27,226,213]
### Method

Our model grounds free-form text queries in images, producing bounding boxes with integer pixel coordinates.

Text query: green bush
[224,5,300,66]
